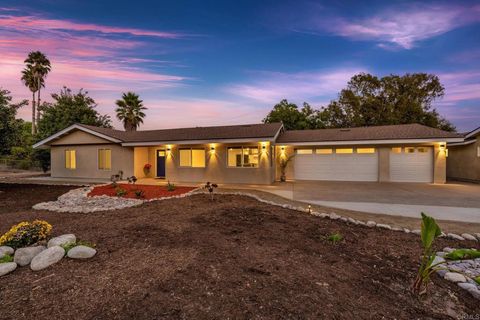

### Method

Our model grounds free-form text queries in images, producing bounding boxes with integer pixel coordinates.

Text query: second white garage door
[294,148,378,182]
[390,147,433,182]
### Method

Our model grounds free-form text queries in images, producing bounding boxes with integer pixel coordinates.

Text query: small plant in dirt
[204,182,218,200]
[412,213,445,295]
[445,248,480,261]
[115,187,127,197]
[475,276,480,285]
[0,220,52,249]
[134,189,145,198]
[62,240,96,253]
[327,232,343,244]
[166,181,176,192]
[0,254,13,263]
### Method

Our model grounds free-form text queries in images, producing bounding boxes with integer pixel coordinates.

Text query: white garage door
[390,147,433,182]
[294,148,378,181]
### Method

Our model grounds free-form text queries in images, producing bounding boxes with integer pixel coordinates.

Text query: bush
[115,187,127,197]
[167,181,175,192]
[0,254,13,263]
[0,220,52,249]
[134,189,145,198]
[33,149,50,173]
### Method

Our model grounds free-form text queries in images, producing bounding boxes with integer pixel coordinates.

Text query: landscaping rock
[436,269,447,277]
[475,233,480,241]
[366,221,376,227]
[447,233,465,241]
[329,213,340,220]
[461,233,478,241]
[444,272,467,283]
[376,223,392,230]
[443,247,454,253]
[0,246,14,258]
[469,288,480,300]
[458,282,477,291]
[47,234,76,248]
[0,262,17,276]
[411,229,421,235]
[30,246,65,271]
[403,228,411,233]
[432,256,446,266]
[14,246,46,266]
[67,245,97,259]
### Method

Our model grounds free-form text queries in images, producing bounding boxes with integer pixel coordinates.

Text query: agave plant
[412,212,445,295]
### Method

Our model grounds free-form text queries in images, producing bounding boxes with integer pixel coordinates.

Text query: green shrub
[0,254,13,263]
[327,232,343,244]
[134,189,145,198]
[115,187,127,197]
[167,181,175,192]
[0,220,52,249]
[412,213,445,295]
[445,249,480,261]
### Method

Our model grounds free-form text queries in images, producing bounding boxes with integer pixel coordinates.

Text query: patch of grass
[327,232,343,244]
[61,240,96,253]
[445,249,480,261]
[0,254,13,263]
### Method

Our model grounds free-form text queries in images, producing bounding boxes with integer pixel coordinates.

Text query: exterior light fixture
[307,205,312,214]
[210,145,215,153]
[439,143,446,151]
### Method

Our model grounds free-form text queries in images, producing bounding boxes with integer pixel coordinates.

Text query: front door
[156,150,166,178]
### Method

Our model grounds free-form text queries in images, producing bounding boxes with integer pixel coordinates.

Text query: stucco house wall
[447,137,480,182]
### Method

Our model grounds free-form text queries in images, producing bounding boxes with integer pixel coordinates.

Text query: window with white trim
[356,148,376,154]
[391,147,402,154]
[98,149,112,170]
[405,147,415,154]
[65,150,76,169]
[228,147,259,167]
[316,149,332,154]
[179,148,206,168]
[336,148,353,154]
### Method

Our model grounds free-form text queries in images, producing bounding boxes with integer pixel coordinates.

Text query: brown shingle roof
[78,122,283,143]
[276,124,462,143]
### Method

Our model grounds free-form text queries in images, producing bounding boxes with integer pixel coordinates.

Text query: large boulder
[30,246,65,271]
[67,245,97,259]
[0,262,17,276]
[14,246,46,267]
[47,234,76,248]
[0,246,14,258]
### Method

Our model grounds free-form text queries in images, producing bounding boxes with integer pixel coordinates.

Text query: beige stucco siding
[51,144,134,179]
[134,142,275,184]
[447,138,480,182]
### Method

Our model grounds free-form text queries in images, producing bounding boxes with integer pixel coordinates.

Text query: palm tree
[22,51,51,134]
[115,92,147,131]
[21,67,39,134]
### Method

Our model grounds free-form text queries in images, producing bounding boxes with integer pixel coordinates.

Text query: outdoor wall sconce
[210,146,215,153]
[439,144,446,151]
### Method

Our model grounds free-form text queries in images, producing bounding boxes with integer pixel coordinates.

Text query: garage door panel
[390,148,433,182]
[294,153,378,182]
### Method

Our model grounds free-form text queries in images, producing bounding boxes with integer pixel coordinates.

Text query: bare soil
[0,183,479,319]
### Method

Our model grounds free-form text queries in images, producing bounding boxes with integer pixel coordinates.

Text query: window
[405,147,415,154]
[316,149,332,154]
[98,149,112,170]
[477,146,480,157]
[336,148,353,154]
[296,149,313,154]
[417,147,428,153]
[357,148,375,154]
[391,147,402,154]
[179,148,206,168]
[65,150,76,169]
[227,147,259,167]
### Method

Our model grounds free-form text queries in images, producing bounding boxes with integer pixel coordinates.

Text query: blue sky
[1,0,479,131]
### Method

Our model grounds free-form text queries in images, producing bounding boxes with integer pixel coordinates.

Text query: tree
[36,87,111,140]
[21,51,51,134]
[115,92,147,131]
[321,73,455,131]
[0,89,28,155]
[263,99,325,130]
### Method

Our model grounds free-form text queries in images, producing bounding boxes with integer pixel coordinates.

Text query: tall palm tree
[115,92,147,131]
[21,67,39,134]
[22,51,51,134]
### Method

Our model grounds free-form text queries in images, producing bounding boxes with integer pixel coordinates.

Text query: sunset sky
[1,0,479,131]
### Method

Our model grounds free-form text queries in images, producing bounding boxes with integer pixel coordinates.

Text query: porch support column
[378,147,390,182]
[433,143,447,184]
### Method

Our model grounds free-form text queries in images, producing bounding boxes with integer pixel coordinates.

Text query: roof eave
[277,137,464,146]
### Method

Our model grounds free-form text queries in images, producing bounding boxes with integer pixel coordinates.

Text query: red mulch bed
[87,183,196,199]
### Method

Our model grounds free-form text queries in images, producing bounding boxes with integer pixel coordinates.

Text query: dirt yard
[0,183,479,319]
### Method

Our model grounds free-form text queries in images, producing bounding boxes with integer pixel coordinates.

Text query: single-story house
[447,126,480,183]
[33,122,463,184]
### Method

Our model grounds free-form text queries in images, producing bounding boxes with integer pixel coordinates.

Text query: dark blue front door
[156,150,166,178]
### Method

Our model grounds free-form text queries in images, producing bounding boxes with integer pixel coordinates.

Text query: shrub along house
[33,122,463,184]
[447,126,480,183]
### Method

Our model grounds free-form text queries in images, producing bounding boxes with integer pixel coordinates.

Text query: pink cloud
[225,68,367,104]
[303,4,480,49]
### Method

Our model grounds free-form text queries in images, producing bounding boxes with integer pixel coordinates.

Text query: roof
[276,123,463,143]
[34,122,284,148]
[465,126,480,139]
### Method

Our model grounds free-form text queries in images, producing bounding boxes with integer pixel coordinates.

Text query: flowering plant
[143,163,152,175]
[0,220,52,248]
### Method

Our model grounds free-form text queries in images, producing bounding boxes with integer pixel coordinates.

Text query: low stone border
[435,248,480,300]
[33,185,199,213]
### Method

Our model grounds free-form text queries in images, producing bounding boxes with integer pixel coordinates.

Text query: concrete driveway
[253,181,480,223]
